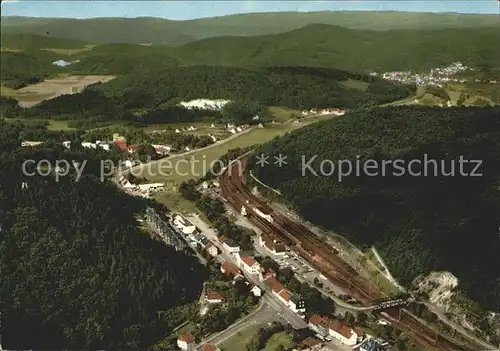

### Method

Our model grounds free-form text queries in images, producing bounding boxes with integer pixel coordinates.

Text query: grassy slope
[2,11,498,44]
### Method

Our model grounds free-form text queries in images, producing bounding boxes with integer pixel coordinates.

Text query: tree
[356,312,368,326]
[345,312,356,326]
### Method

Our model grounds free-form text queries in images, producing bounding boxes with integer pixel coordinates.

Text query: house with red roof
[328,319,359,346]
[205,292,224,304]
[277,289,293,305]
[220,261,242,280]
[177,333,196,351]
[259,234,286,256]
[202,344,219,351]
[239,255,261,274]
[308,314,330,337]
[114,140,128,152]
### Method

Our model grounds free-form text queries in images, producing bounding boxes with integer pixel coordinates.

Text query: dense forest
[1,66,413,123]
[0,120,206,349]
[56,26,500,74]
[250,106,500,312]
[0,50,62,88]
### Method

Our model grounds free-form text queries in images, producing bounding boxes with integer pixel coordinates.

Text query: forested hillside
[65,25,499,74]
[0,50,62,88]
[1,33,87,50]
[0,120,206,349]
[250,107,500,312]
[3,66,412,122]
[2,11,498,44]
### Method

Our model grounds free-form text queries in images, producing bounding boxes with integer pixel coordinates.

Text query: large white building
[179,99,231,110]
[259,235,286,256]
[222,238,240,254]
[289,295,306,314]
[173,215,197,235]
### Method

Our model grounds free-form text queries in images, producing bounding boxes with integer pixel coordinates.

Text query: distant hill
[1,11,498,44]
[0,33,87,50]
[70,25,499,74]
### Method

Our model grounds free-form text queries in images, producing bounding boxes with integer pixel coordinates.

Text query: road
[187,214,308,330]
[197,299,275,349]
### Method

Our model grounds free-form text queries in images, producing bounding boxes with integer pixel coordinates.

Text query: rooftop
[264,276,285,294]
[223,238,239,247]
[178,333,196,343]
[300,337,322,348]
[205,292,224,301]
[221,261,241,277]
[241,256,257,267]
[329,319,354,339]
[175,215,194,227]
[202,344,218,351]
[278,289,292,302]
[309,314,329,328]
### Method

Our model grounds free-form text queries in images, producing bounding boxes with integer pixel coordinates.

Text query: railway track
[219,156,469,351]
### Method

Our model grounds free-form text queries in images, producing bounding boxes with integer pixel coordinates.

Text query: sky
[1,1,499,20]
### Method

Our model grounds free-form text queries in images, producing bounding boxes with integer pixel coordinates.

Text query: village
[371,62,498,87]
[144,186,391,351]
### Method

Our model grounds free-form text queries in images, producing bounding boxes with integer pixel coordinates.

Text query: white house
[289,295,306,314]
[205,243,219,257]
[177,333,196,351]
[138,183,164,191]
[239,256,261,274]
[222,239,240,254]
[250,286,262,297]
[328,320,358,346]
[21,141,44,147]
[173,215,197,235]
[118,176,136,190]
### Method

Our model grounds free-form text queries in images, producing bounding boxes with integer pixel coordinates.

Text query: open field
[268,106,301,122]
[2,75,115,107]
[153,190,201,215]
[264,331,294,350]
[42,45,96,55]
[2,117,77,131]
[142,123,307,184]
[341,79,370,91]
[219,323,264,351]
